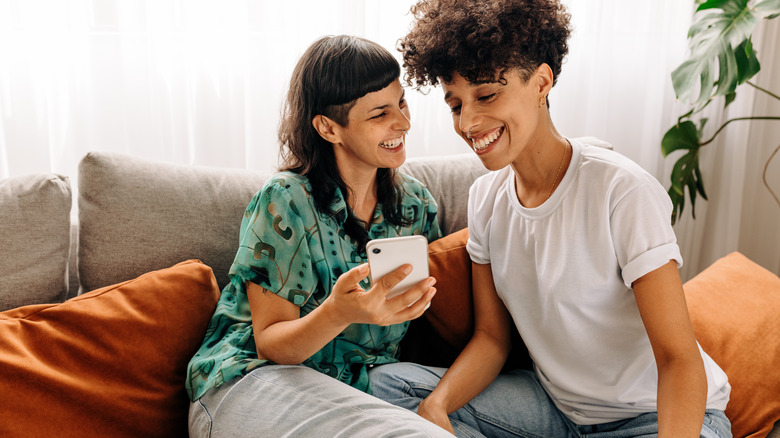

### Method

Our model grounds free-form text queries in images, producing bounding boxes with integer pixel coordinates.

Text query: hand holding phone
[366,235,429,300]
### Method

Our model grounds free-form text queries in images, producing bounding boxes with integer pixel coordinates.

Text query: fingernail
[402,264,413,275]
[426,278,436,287]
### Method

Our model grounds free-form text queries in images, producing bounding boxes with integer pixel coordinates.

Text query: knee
[369,362,444,400]
[369,363,412,399]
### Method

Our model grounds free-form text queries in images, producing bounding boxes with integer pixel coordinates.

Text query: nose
[395,106,411,133]
[458,103,481,137]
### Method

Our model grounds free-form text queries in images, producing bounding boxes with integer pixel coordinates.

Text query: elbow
[471,327,512,362]
[255,344,305,366]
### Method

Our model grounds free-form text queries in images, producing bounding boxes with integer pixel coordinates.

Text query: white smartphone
[366,235,429,300]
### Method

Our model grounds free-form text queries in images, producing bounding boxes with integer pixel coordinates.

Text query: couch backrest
[0,174,73,311]
[77,152,271,293]
[76,152,488,293]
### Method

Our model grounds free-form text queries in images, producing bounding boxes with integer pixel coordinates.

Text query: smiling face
[324,79,411,177]
[442,68,549,171]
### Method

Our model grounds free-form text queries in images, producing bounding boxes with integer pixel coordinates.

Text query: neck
[339,166,379,224]
[511,131,570,208]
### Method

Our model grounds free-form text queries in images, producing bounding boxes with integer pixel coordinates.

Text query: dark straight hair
[278,35,411,254]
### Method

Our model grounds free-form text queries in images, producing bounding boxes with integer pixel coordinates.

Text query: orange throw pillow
[426,228,474,350]
[0,260,220,438]
[684,252,780,438]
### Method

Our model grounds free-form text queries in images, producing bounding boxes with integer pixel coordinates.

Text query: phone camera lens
[372,248,381,254]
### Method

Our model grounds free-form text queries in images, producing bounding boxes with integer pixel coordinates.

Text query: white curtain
[1,0,778,279]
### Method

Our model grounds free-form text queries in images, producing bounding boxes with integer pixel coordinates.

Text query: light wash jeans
[369,363,732,438]
[189,364,456,438]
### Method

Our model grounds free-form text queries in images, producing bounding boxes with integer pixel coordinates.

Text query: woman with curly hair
[185,35,449,437]
[369,1,732,437]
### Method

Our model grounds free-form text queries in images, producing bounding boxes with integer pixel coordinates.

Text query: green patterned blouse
[186,171,440,401]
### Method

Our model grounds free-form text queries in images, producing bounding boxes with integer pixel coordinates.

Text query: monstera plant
[662,0,780,224]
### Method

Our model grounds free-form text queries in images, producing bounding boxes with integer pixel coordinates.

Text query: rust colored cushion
[426,227,474,350]
[684,252,780,438]
[0,260,220,438]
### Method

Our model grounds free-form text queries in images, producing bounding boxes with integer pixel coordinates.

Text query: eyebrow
[369,89,406,112]
[444,82,498,101]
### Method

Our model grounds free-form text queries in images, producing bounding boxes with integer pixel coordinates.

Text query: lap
[370,363,574,438]
[189,364,456,438]
[369,363,732,438]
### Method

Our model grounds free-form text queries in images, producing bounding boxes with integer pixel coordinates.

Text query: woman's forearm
[656,354,707,438]
[423,329,510,414]
[254,298,349,364]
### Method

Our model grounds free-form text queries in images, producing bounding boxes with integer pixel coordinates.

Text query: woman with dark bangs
[369,1,732,437]
[185,35,447,437]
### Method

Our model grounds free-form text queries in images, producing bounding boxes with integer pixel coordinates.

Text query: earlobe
[535,64,554,107]
[312,115,339,144]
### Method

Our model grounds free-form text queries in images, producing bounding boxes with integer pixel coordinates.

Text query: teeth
[470,128,501,151]
[379,137,403,149]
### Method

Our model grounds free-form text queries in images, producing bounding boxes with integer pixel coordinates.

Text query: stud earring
[539,96,546,108]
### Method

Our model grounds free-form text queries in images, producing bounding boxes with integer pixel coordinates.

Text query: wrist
[420,389,451,414]
[315,296,351,329]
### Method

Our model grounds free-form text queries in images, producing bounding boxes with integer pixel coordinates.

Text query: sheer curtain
[1,0,777,278]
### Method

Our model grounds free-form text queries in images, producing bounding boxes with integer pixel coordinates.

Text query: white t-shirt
[466,139,730,425]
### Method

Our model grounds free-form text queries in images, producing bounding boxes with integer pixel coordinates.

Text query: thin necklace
[547,141,569,199]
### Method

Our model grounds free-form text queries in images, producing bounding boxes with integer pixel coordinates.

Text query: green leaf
[672,0,780,105]
[667,149,705,223]
[698,0,735,10]
[694,166,708,200]
[734,38,761,84]
[754,0,780,15]
[724,91,737,107]
[661,121,701,156]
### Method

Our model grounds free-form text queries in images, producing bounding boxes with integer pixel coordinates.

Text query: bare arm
[416,262,513,433]
[633,260,706,438]
[247,263,437,365]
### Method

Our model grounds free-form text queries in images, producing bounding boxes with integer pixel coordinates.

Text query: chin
[472,149,509,171]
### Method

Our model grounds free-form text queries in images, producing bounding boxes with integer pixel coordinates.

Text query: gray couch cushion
[78,152,271,292]
[401,153,488,236]
[0,174,72,311]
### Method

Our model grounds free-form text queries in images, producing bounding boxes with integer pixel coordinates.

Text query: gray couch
[1,148,778,437]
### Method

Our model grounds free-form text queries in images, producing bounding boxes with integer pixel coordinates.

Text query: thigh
[575,409,731,438]
[370,363,574,438]
[701,410,732,438]
[190,364,456,438]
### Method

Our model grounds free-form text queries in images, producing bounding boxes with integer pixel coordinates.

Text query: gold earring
[539,96,546,108]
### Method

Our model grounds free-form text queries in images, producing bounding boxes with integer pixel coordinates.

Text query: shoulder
[262,171,311,194]
[245,172,313,215]
[577,142,658,189]
[573,140,671,213]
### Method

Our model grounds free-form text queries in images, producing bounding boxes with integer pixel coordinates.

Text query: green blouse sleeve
[231,177,317,307]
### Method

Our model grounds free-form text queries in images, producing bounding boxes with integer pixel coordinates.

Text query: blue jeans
[369,363,732,438]
[189,364,456,437]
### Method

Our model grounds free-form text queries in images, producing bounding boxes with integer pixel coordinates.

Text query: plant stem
[764,144,780,208]
[700,116,780,146]
[747,81,780,101]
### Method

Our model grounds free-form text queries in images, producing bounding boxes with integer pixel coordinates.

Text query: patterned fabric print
[186,171,441,401]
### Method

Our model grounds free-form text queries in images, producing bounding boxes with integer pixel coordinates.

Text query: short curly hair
[399,0,572,88]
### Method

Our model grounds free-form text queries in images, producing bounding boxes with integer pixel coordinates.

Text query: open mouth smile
[469,127,503,152]
[379,136,404,150]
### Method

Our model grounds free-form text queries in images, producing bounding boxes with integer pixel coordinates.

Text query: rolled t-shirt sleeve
[610,181,682,288]
[231,180,317,307]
